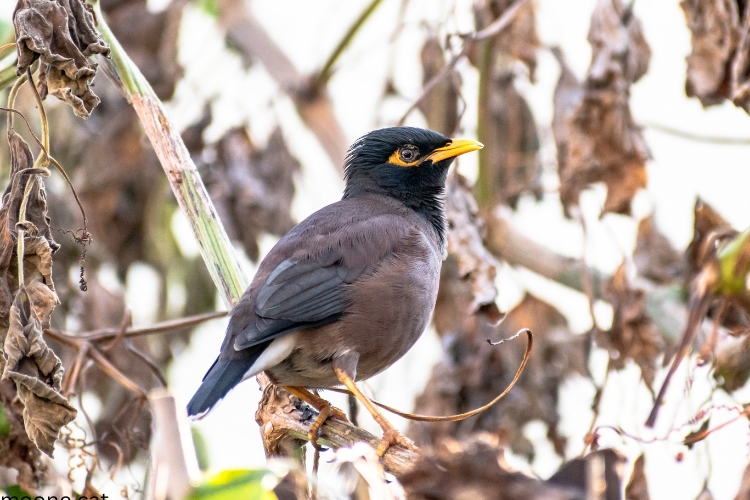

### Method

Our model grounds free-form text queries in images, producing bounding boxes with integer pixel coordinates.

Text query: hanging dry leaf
[472,0,540,79]
[681,0,740,106]
[417,37,460,136]
[558,0,651,216]
[547,449,627,500]
[1,289,75,456]
[550,46,584,177]
[599,263,665,392]
[399,433,581,500]
[206,127,300,261]
[481,73,543,209]
[634,216,685,284]
[625,454,650,500]
[102,0,184,100]
[14,0,110,117]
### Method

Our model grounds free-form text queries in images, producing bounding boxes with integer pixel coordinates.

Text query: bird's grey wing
[233,250,366,350]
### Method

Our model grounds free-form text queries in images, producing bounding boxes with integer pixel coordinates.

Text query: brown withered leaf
[547,449,627,500]
[681,0,741,106]
[686,198,736,281]
[206,127,300,262]
[472,0,540,79]
[14,0,110,117]
[480,73,542,209]
[400,433,581,500]
[625,454,650,500]
[102,0,184,100]
[411,288,587,459]
[634,216,685,284]
[734,460,750,500]
[1,289,75,456]
[433,173,500,335]
[417,37,460,136]
[599,263,665,392]
[731,6,750,111]
[558,0,651,216]
[551,46,584,176]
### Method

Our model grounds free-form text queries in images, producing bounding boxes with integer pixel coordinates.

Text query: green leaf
[717,227,750,295]
[2,485,34,498]
[197,0,219,17]
[187,469,277,500]
[0,402,9,436]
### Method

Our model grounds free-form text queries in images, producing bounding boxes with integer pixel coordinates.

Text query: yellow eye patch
[388,145,421,167]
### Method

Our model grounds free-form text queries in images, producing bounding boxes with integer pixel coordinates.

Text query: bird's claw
[375,427,419,457]
[307,403,348,450]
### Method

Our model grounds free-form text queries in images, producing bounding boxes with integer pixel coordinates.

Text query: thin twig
[645,122,750,145]
[397,0,529,124]
[312,0,384,90]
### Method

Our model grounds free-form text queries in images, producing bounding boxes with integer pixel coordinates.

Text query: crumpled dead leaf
[1,289,75,456]
[417,37,460,137]
[625,454,650,500]
[13,0,110,117]
[472,0,540,79]
[433,173,500,335]
[599,263,665,392]
[205,127,300,262]
[400,433,582,500]
[0,127,73,459]
[547,449,627,500]
[556,0,651,216]
[634,216,685,285]
[479,72,543,209]
[411,176,586,458]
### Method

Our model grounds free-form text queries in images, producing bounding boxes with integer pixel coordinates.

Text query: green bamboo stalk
[93,1,248,307]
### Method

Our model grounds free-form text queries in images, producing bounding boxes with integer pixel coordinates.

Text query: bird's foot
[307,402,348,450]
[375,426,419,457]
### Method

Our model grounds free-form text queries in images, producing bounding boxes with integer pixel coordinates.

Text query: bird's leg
[281,385,348,449]
[332,353,418,457]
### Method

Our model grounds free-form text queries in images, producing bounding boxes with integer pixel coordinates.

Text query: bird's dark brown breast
[263,196,443,388]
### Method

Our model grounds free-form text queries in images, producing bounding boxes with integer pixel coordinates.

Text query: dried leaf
[547,449,626,500]
[1,289,76,456]
[734,460,750,500]
[206,127,300,261]
[480,73,543,209]
[102,0,184,100]
[625,454,650,500]
[681,0,741,106]
[472,0,540,79]
[417,37,460,136]
[634,216,685,284]
[400,433,581,500]
[599,263,665,392]
[558,0,651,216]
[14,0,110,117]
[550,46,584,178]
[686,198,736,281]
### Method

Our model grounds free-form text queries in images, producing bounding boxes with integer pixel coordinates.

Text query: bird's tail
[187,347,265,418]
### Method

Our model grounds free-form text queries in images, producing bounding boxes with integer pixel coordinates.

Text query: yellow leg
[332,367,418,456]
[281,385,348,449]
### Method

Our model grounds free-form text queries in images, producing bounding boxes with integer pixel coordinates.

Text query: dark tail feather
[187,354,260,418]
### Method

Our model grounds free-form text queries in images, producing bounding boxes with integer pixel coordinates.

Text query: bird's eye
[398,145,419,163]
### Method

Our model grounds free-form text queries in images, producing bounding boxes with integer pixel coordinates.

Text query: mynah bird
[188,126,482,454]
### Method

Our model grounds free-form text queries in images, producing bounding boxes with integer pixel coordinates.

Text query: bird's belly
[267,252,440,388]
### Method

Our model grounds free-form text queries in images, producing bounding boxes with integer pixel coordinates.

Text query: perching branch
[255,374,418,476]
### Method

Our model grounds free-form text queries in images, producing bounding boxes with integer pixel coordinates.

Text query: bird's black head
[342,126,482,245]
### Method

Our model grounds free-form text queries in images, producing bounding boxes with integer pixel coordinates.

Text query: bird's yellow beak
[426,139,483,163]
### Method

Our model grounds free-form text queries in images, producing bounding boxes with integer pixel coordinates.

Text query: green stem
[6,75,26,132]
[475,38,495,209]
[312,0,383,90]
[92,1,248,307]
